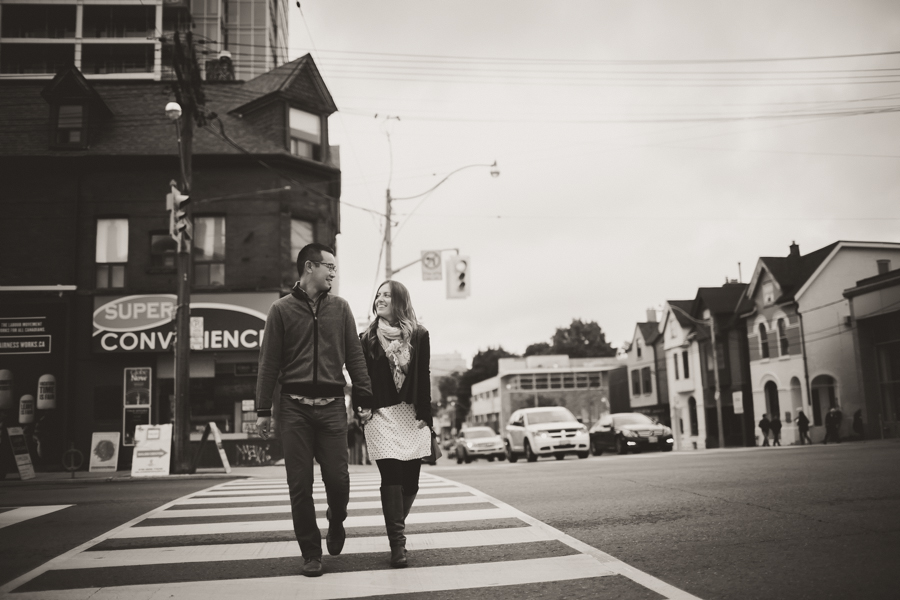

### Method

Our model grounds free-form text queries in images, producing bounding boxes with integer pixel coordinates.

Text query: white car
[504,407,590,462]
[454,427,506,463]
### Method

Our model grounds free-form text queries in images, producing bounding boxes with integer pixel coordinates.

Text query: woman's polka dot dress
[365,402,431,461]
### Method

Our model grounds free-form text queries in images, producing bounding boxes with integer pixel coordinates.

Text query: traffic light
[166,185,191,245]
[446,255,470,299]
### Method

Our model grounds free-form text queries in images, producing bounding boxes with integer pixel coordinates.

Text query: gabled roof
[41,64,112,116]
[666,300,695,330]
[759,242,838,304]
[232,55,337,115]
[696,283,748,315]
[636,322,660,344]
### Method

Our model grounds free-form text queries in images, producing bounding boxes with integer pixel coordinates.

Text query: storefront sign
[92,293,277,353]
[89,432,121,473]
[7,427,35,480]
[0,317,52,355]
[131,424,172,477]
[124,368,152,405]
[123,406,151,446]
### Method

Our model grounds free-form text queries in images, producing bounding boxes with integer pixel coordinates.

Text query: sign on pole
[189,316,204,351]
[209,421,232,473]
[7,427,35,480]
[733,391,744,414]
[89,432,121,473]
[131,424,172,477]
[421,251,442,281]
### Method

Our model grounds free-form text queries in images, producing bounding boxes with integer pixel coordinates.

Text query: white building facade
[661,300,707,450]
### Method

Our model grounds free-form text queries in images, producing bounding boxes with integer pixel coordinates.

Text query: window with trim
[682,351,690,378]
[96,218,128,288]
[289,108,321,161]
[673,353,680,379]
[193,216,225,286]
[641,367,652,395]
[631,370,641,395]
[290,218,314,263]
[759,323,770,359]
[150,232,177,270]
[777,318,789,356]
[55,104,86,147]
[636,341,642,358]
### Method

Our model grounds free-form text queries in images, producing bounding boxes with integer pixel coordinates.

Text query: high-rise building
[0,0,287,81]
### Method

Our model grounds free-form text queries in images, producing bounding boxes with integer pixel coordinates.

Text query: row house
[623,310,669,426]
[660,300,707,449]
[0,55,343,469]
[742,241,900,443]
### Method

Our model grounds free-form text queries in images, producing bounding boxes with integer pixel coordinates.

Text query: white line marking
[61,526,554,569]
[427,473,705,600]
[191,482,451,497]
[12,554,613,599]
[151,495,484,519]
[0,505,73,529]
[173,486,464,505]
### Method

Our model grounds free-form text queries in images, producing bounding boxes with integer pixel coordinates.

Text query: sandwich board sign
[131,424,172,477]
[210,421,232,473]
[89,432,121,473]
[7,427,35,480]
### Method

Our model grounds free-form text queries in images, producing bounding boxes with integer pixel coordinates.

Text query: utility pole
[384,189,392,280]
[709,315,725,449]
[169,30,206,473]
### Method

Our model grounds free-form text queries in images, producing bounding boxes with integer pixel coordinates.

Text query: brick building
[0,55,343,470]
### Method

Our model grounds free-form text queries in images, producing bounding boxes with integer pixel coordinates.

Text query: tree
[454,346,518,426]
[550,319,616,358]
[436,373,460,409]
[524,341,552,357]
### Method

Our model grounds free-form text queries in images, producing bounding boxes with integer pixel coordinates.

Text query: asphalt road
[0,477,234,588]
[432,439,900,600]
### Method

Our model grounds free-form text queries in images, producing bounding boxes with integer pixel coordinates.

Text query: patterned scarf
[376,319,411,392]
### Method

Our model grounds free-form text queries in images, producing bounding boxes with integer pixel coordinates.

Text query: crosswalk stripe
[191,482,451,497]
[150,495,484,519]
[0,505,73,530]
[172,486,463,505]
[115,508,512,538]
[10,554,614,600]
[62,526,555,569]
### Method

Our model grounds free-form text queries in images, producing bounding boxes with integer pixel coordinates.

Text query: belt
[287,395,342,406]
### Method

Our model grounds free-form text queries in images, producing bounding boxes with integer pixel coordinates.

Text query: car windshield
[613,414,654,426]
[463,429,495,439]
[527,408,576,424]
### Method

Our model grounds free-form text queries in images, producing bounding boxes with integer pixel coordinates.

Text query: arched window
[688,397,699,436]
[759,323,770,359]
[811,375,837,426]
[765,381,780,419]
[778,318,789,356]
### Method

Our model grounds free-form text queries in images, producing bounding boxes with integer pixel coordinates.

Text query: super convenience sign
[92,293,278,353]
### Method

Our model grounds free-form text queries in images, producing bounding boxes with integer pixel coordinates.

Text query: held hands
[416,419,428,429]
[256,416,273,439]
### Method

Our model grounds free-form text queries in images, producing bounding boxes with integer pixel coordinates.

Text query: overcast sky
[286,1,900,364]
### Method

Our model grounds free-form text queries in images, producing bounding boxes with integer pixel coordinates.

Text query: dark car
[589,412,674,455]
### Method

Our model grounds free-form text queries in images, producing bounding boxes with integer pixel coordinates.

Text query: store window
[193,216,225,286]
[95,218,128,289]
[289,108,321,160]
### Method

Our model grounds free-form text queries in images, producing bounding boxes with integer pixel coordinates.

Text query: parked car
[504,407,590,463]
[589,412,674,455]
[454,427,506,463]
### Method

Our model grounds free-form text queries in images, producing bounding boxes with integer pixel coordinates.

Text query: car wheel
[616,438,627,455]
[591,441,603,456]
[662,446,673,452]
[577,451,589,459]
[555,453,565,461]
[524,440,537,462]
[497,454,506,461]
[456,449,465,464]
[506,441,518,463]
[487,456,495,462]
[464,456,472,464]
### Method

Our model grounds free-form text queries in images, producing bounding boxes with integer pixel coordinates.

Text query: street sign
[89,432,121,473]
[7,427,35,480]
[131,424,172,477]
[421,251,442,281]
[189,316,204,351]
[733,391,744,414]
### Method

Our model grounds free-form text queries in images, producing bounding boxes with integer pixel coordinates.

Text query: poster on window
[123,406,151,446]
[89,432,121,473]
[124,367,152,405]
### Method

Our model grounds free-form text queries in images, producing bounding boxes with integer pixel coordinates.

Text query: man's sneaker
[325,507,345,555]
[302,557,323,577]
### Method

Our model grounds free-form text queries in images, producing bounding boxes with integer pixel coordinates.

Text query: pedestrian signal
[446,255,470,299]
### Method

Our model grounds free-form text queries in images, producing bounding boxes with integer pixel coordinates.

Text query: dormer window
[55,104,85,147]
[289,108,321,160]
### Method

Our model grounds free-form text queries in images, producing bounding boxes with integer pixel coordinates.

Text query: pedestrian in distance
[355,280,434,569]
[796,408,812,445]
[823,406,843,444]
[758,413,771,446]
[770,414,782,446]
[255,243,373,577]
[853,409,865,440]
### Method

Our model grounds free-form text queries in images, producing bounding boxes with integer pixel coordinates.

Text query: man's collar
[292,281,327,303]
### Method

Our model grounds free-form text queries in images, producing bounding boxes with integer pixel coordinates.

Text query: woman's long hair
[370,279,418,344]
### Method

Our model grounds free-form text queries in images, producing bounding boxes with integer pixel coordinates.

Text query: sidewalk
[0,462,380,485]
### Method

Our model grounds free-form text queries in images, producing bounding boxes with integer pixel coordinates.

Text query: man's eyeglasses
[311,261,337,273]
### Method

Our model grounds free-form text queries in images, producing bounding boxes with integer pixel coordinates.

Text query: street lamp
[384,161,499,279]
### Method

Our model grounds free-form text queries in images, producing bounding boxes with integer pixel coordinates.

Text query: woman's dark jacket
[353,324,433,427]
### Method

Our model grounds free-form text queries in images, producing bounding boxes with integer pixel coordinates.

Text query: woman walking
[355,280,433,568]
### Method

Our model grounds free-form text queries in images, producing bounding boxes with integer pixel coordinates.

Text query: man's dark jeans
[278,396,349,559]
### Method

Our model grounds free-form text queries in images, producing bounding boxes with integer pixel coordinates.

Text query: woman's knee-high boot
[402,491,417,520]
[380,485,408,568]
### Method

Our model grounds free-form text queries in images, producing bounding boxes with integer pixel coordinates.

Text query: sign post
[421,251,442,281]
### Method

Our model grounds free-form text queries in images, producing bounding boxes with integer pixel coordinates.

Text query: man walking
[823,406,842,444]
[256,243,373,577]
[758,413,771,447]
[770,414,782,446]
[796,408,812,445]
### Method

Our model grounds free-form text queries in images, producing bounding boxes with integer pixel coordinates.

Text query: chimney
[877,259,891,275]
[789,241,800,259]
[646,308,657,323]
